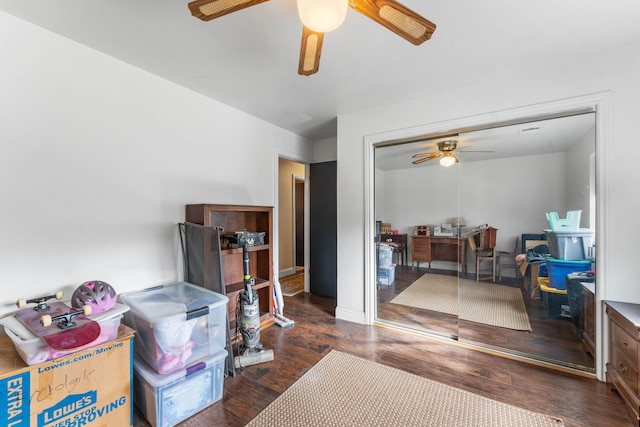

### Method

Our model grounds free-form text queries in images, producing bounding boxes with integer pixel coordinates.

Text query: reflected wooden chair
[520,234,549,297]
[392,244,404,266]
[467,235,496,282]
[497,237,519,281]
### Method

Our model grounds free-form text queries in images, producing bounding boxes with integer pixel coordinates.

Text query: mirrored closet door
[374,112,596,372]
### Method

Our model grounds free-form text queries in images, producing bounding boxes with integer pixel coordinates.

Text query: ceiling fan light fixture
[440,154,456,167]
[297,0,349,32]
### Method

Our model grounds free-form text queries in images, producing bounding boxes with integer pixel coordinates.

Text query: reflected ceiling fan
[411,140,493,167]
[187,0,436,76]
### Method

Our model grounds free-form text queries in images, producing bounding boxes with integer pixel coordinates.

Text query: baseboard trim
[279,268,295,278]
[335,307,366,324]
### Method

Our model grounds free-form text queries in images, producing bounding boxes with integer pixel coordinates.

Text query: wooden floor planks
[134,291,633,427]
[379,266,596,369]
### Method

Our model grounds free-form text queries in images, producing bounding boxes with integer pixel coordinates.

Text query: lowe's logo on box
[38,391,96,426]
[1,372,30,427]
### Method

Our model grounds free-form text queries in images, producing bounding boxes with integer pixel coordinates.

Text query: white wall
[0,12,312,317]
[374,168,386,220]
[378,153,566,273]
[312,137,337,163]
[458,154,566,255]
[566,127,596,229]
[335,39,640,322]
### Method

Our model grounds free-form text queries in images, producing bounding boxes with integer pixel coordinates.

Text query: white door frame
[274,149,311,295]
[363,92,611,380]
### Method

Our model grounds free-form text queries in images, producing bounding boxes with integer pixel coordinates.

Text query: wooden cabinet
[605,300,640,425]
[186,204,274,331]
[582,283,595,356]
[411,235,432,269]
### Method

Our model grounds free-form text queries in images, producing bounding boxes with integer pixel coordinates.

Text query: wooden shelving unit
[186,204,274,331]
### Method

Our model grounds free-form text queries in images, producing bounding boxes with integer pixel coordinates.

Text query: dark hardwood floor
[378,265,595,370]
[134,291,633,427]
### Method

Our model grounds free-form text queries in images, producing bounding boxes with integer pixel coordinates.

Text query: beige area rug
[280,272,304,296]
[246,350,563,427]
[390,274,532,332]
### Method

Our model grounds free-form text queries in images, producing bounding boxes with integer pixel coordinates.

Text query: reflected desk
[411,235,467,273]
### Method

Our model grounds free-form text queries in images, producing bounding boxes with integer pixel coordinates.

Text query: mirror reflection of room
[374,112,596,372]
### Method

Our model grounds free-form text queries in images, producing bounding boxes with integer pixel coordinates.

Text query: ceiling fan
[411,140,493,167]
[187,0,436,76]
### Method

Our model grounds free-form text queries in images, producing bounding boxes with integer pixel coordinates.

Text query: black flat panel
[309,161,337,297]
[295,181,305,267]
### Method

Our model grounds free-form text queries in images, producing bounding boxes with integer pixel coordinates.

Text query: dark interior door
[309,161,337,297]
[295,180,305,267]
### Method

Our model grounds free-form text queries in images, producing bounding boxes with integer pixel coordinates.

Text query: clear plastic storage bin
[544,229,594,261]
[378,264,396,285]
[378,244,394,268]
[119,282,228,375]
[133,350,227,427]
[539,278,571,319]
[0,303,128,365]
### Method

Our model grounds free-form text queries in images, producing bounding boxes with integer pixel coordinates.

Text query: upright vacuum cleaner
[234,231,274,369]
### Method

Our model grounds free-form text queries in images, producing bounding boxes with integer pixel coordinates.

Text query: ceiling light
[297,0,349,32]
[440,154,456,167]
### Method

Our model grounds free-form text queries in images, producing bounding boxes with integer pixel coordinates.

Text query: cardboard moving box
[0,324,134,427]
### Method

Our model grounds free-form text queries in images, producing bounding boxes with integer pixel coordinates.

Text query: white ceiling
[1,1,639,141]
[375,112,595,170]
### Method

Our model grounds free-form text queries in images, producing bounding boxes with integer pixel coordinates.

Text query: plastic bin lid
[545,257,592,266]
[133,349,227,387]
[0,302,129,342]
[538,277,568,294]
[543,228,594,235]
[119,282,228,324]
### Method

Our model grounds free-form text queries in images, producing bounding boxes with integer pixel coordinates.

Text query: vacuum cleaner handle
[243,231,254,304]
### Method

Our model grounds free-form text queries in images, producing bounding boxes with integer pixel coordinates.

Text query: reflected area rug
[390,273,532,332]
[246,350,563,426]
[280,271,304,296]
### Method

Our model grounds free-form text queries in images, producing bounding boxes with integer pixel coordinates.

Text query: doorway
[278,158,306,296]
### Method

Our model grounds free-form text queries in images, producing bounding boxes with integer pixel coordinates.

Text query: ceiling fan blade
[298,26,324,76]
[188,0,269,21]
[349,0,436,45]
[412,156,438,165]
[411,152,440,159]
[412,152,441,164]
